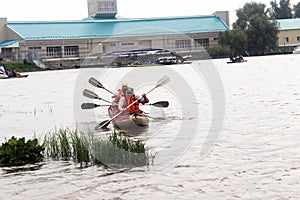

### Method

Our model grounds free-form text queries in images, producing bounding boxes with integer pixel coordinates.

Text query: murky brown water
[1,54,300,199]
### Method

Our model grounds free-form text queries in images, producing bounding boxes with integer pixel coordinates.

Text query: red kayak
[108,106,149,132]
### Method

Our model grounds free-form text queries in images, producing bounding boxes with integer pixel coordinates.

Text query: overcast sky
[1,0,299,24]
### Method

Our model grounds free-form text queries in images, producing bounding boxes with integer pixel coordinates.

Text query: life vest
[123,95,140,113]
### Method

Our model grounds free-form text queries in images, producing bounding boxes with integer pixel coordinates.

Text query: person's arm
[112,95,120,105]
[118,97,125,111]
[136,94,149,104]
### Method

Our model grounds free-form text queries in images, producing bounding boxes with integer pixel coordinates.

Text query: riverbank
[0,61,45,72]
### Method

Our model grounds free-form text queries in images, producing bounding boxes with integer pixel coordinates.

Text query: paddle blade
[81,103,100,109]
[83,89,99,99]
[94,120,110,130]
[156,75,170,87]
[89,77,104,89]
[151,101,169,108]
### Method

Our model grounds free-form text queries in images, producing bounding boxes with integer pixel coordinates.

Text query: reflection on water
[1,163,44,175]
[1,55,300,199]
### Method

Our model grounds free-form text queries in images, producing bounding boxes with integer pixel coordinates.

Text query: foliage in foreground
[0,128,150,168]
[0,136,44,166]
[43,128,149,168]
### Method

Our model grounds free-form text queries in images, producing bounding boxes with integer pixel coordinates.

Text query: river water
[1,54,300,199]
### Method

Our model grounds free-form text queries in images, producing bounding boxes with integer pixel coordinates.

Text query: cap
[125,87,134,93]
[121,82,128,87]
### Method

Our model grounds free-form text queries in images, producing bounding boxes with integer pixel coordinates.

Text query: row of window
[27,39,210,57]
[98,2,116,12]
[282,36,300,43]
[109,39,210,48]
[28,46,79,57]
[175,38,209,48]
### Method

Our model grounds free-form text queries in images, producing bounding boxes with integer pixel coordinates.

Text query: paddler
[118,87,149,114]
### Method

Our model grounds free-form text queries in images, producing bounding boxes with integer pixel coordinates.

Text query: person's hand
[141,93,149,103]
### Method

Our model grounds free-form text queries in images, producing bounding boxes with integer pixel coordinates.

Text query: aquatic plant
[109,131,145,153]
[70,129,89,168]
[0,136,44,166]
[43,128,150,168]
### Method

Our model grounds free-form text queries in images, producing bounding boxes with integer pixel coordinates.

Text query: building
[276,18,300,48]
[0,0,229,68]
[87,0,117,19]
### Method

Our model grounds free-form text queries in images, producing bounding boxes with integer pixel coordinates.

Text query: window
[110,43,116,46]
[175,40,191,49]
[284,37,289,43]
[121,42,134,46]
[98,1,115,12]
[64,46,79,56]
[28,46,41,51]
[194,38,209,47]
[297,36,300,42]
[46,46,62,57]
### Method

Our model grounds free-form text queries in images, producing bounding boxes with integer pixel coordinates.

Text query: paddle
[82,89,112,104]
[148,101,169,108]
[81,103,111,109]
[96,75,170,130]
[94,120,110,130]
[89,77,116,96]
[81,101,169,110]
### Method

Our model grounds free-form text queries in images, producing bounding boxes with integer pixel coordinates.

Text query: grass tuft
[42,128,150,168]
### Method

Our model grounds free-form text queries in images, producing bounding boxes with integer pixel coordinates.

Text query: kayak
[227,60,248,64]
[108,106,149,132]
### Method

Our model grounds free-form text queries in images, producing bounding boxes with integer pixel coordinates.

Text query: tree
[268,0,280,19]
[268,0,292,19]
[294,2,300,18]
[233,2,266,30]
[278,0,293,18]
[219,30,247,55]
[246,14,278,55]
[232,2,278,55]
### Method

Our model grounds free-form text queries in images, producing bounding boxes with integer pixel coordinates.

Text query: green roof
[7,16,229,40]
[277,18,300,30]
[0,39,20,47]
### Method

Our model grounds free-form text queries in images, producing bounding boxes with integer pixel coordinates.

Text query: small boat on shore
[0,66,28,79]
[102,48,192,67]
[108,106,149,132]
[0,74,29,79]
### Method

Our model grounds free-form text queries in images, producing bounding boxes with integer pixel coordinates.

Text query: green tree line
[208,0,300,57]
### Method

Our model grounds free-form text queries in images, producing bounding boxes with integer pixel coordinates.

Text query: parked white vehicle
[293,46,300,54]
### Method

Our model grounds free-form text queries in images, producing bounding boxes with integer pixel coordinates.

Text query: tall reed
[43,128,150,168]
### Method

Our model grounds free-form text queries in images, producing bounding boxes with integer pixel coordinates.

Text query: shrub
[206,46,231,59]
[0,136,44,166]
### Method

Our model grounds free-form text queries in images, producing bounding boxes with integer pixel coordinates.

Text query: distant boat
[0,65,28,79]
[227,60,248,64]
[0,74,29,79]
[157,56,178,65]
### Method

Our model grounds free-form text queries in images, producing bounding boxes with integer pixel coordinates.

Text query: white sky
[0,0,299,24]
